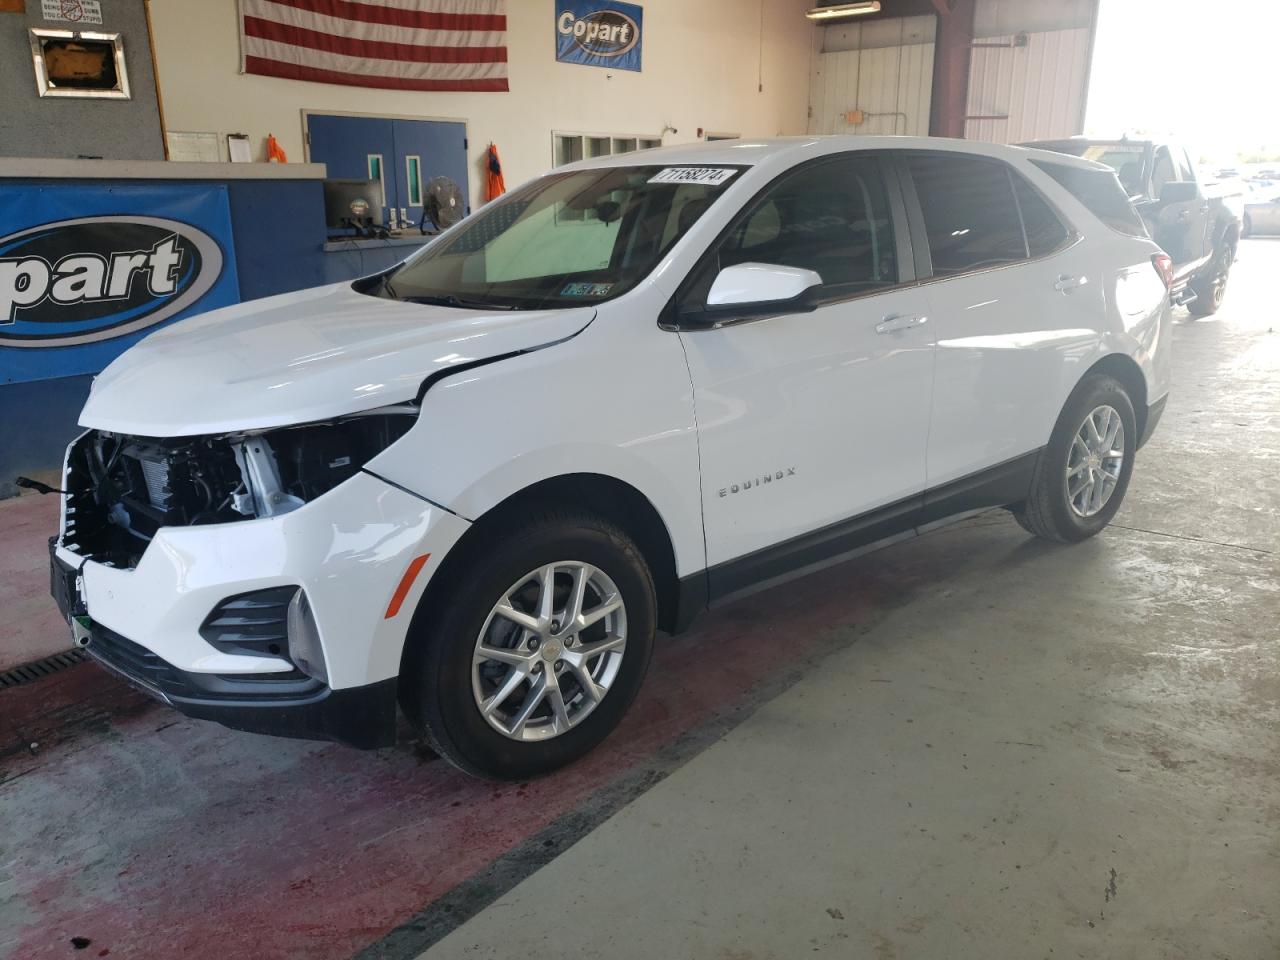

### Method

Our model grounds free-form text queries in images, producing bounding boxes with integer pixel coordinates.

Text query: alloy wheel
[471,562,627,741]
[1209,247,1231,309]
[1066,404,1125,518]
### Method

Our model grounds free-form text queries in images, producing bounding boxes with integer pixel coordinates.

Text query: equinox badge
[719,467,796,498]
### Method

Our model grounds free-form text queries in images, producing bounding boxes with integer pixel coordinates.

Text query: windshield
[373,165,743,311]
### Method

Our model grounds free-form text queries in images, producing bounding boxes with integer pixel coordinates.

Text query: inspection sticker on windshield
[648,167,737,186]
[561,281,614,297]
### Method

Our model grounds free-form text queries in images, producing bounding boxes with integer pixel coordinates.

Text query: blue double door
[306,114,469,227]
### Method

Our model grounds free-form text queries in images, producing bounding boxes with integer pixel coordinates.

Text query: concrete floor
[1,242,1276,960]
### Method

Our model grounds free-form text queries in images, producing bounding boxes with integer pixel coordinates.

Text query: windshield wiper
[403,294,516,311]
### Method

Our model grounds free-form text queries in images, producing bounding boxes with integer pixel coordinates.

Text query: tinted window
[680,155,898,308]
[1151,147,1176,195]
[1175,148,1196,183]
[1031,160,1148,239]
[1012,175,1071,257]
[906,155,1027,276]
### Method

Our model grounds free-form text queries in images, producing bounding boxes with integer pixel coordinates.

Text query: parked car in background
[1025,137,1241,315]
[1243,183,1280,235]
[50,137,1172,779]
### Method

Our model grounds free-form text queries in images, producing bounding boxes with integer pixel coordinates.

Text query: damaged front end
[61,405,417,567]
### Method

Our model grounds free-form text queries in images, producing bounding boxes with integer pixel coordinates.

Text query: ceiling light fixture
[805,2,881,20]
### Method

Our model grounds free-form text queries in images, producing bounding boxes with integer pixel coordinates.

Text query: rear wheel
[402,511,656,779]
[1188,240,1233,316]
[1014,375,1137,543]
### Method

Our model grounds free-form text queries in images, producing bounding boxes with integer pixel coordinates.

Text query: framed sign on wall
[555,0,642,72]
[29,27,130,99]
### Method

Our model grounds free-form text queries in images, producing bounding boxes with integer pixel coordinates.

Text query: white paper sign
[40,0,104,25]
[648,167,738,186]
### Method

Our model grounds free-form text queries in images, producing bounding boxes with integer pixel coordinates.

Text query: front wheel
[402,510,656,779]
[1014,375,1137,543]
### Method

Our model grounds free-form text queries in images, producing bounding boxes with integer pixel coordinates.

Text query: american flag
[238,0,508,92]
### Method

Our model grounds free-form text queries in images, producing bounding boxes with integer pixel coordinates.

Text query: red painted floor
[0,516,998,960]
[0,521,969,960]
[0,493,67,671]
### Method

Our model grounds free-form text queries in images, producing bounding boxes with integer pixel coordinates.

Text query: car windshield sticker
[561,281,615,297]
[647,167,738,186]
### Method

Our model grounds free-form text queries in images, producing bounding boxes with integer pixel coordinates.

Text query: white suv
[51,137,1171,778]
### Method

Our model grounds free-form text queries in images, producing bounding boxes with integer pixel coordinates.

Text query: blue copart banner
[555,0,643,72]
[0,183,240,385]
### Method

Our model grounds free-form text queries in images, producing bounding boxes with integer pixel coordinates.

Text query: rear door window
[1011,175,1072,257]
[1031,160,1148,239]
[905,154,1029,276]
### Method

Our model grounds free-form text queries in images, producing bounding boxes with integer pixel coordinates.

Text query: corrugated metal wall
[964,26,1093,143]
[805,1,1096,144]
[808,16,934,138]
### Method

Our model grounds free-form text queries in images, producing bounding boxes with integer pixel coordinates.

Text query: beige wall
[149,0,815,209]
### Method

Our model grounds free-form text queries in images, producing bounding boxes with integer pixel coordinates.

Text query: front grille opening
[60,415,414,570]
[62,432,245,568]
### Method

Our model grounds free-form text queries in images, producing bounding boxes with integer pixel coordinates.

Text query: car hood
[80,283,595,436]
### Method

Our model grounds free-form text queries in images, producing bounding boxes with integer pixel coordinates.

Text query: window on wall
[553,133,663,167]
[367,154,385,202]
[405,155,423,207]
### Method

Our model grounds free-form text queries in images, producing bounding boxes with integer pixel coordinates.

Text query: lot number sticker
[648,168,738,186]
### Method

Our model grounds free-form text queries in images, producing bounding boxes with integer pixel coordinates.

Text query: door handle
[1053,274,1088,293]
[875,314,928,334]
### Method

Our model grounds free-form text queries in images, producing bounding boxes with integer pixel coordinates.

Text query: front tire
[402,510,656,779]
[1014,375,1137,543]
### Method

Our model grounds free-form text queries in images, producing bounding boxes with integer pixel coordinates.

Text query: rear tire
[1014,375,1137,543]
[1188,240,1233,317]
[402,510,656,780]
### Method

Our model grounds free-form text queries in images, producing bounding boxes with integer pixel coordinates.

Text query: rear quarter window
[1031,160,1149,239]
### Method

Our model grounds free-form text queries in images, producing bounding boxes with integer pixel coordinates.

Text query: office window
[406,155,422,207]
[553,132,663,166]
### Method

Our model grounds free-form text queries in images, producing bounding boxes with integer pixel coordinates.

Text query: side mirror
[1158,181,1199,203]
[680,262,823,326]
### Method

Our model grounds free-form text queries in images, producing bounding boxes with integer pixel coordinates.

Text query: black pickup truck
[1024,138,1241,316]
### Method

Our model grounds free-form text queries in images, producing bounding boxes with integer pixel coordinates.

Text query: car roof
[555,135,1112,174]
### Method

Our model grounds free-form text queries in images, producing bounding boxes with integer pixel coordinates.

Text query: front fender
[366,306,706,576]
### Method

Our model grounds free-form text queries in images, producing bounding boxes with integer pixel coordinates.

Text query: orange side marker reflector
[385,553,431,619]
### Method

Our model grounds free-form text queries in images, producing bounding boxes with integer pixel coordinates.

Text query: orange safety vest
[485,143,506,201]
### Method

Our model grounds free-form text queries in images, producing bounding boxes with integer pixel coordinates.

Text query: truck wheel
[1013,375,1136,543]
[1189,241,1233,316]
[402,510,656,779]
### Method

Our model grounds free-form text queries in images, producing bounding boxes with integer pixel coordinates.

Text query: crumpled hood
[80,283,595,436]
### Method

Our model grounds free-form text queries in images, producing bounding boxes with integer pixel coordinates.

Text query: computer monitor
[323,178,383,232]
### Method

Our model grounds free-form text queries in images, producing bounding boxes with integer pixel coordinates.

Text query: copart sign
[555,0,642,72]
[0,185,239,385]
